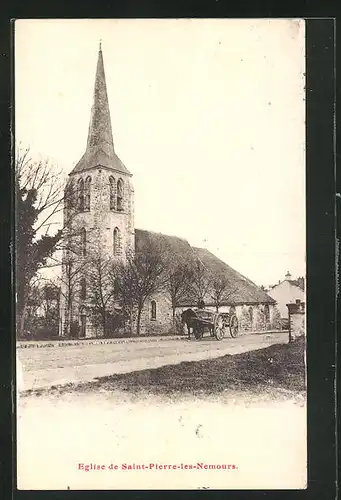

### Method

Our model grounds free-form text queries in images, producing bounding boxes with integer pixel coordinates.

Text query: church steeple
[70,43,131,176]
[86,42,115,158]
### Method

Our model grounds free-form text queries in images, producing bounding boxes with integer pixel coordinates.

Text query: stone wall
[60,295,282,339]
[235,303,281,332]
[175,303,281,335]
[138,293,176,336]
[64,167,135,258]
[60,165,135,337]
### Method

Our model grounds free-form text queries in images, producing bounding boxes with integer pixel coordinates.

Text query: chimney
[285,271,292,281]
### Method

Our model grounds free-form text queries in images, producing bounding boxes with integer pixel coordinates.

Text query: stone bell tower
[59,43,135,337]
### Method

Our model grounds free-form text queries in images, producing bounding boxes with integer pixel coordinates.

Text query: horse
[181,308,197,339]
[181,308,215,339]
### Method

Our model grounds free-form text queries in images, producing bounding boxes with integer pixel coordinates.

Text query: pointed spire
[86,43,115,157]
[71,44,131,176]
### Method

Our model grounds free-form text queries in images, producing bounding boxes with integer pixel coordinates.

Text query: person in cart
[197,299,205,310]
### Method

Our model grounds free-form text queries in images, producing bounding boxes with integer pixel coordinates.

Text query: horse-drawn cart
[182,308,239,341]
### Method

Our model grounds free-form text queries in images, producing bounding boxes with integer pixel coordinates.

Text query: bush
[34,325,59,340]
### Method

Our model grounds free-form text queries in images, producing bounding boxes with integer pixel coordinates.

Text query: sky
[15,19,306,287]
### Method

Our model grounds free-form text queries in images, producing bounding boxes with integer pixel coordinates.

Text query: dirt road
[18,332,288,391]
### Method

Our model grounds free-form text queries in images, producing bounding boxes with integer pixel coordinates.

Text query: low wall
[16,329,285,349]
[287,301,305,341]
[16,335,185,349]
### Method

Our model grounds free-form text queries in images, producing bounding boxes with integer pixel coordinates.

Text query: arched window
[264,304,270,323]
[113,227,121,256]
[78,178,84,211]
[151,300,157,320]
[84,176,91,211]
[80,277,86,300]
[248,307,253,327]
[117,178,124,211]
[109,176,115,210]
[81,228,86,256]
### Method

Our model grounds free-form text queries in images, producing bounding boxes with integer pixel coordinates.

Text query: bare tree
[16,147,64,232]
[15,147,65,336]
[115,260,136,335]
[164,260,194,321]
[190,258,213,305]
[57,248,85,338]
[87,252,116,337]
[17,274,61,339]
[116,241,166,335]
[211,273,238,312]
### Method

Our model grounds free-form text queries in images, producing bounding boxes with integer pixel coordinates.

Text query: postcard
[15,18,306,490]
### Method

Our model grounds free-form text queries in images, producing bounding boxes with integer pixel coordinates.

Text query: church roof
[191,247,276,306]
[135,229,193,256]
[134,229,275,306]
[70,45,131,177]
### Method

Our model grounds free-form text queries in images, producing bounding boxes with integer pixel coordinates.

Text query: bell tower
[60,43,135,337]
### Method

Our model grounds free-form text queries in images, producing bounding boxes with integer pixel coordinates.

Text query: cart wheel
[229,314,239,338]
[194,323,204,340]
[214,314,227,340]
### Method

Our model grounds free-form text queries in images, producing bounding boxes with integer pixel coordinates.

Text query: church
[59,45,278,338]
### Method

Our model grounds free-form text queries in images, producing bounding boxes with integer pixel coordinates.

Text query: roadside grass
[24,337,305,401]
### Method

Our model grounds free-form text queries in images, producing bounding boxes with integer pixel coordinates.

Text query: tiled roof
[135,229,193,257]
[190,247,276,306]
[134,230,275,306]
